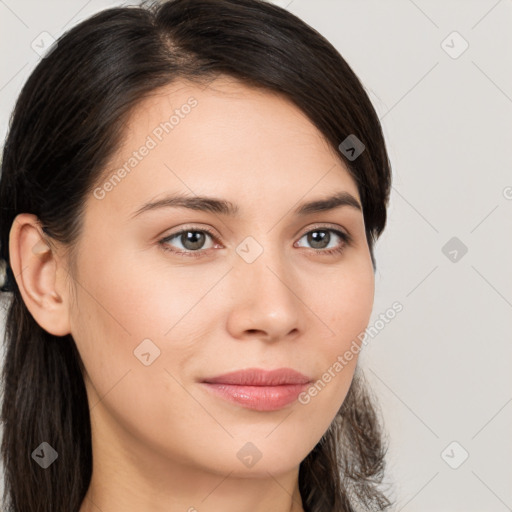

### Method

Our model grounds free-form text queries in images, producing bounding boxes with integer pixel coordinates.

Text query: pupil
[309,230,329,249]
[183,231,205,250]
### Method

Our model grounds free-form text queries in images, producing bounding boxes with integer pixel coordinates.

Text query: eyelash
[158,224,352,259]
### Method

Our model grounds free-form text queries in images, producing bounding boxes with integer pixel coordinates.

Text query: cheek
[331,265,375,379]
[68,249,220,404]
[317,256,375,350]
[295,258,374,430]
[332,274,374,342]
[68,262,212,458]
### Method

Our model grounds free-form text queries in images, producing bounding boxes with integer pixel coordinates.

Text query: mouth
[200,367,312,411]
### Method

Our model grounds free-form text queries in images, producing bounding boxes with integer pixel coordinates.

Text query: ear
[8,213,71,336]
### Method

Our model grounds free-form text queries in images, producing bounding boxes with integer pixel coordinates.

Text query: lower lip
[201,382,310,411]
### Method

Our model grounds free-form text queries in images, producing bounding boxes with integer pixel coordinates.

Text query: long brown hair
[0,1,393,510]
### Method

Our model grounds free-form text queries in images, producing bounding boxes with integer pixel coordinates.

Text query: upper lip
[201,368,312,386]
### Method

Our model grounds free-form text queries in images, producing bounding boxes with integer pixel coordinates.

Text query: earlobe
[8,213,71,336]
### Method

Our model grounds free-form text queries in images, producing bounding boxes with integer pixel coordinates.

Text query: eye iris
[308,230,330,249]
[182,231,206,250]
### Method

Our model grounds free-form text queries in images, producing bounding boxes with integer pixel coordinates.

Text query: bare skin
[9,76,375,512]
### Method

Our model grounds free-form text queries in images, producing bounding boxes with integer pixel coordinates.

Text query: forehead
[91,76,361,221]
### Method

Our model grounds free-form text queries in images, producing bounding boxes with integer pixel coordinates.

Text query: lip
[200,368,312,411]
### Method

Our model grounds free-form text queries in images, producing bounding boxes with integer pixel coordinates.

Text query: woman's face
[68,76,375,479]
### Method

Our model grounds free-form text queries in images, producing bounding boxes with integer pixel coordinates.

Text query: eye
[159,226,218,258]
[158,224,352,258]
[295,226,351,256]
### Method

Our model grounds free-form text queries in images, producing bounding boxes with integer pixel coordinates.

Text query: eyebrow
[130,191,362,219]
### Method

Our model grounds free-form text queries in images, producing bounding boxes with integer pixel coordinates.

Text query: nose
[225,247,306,343]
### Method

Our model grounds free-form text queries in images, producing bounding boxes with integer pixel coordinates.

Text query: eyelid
[161,223,219,241]
[299,222,352,243]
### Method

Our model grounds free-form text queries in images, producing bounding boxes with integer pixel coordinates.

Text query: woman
[0,0,393,510]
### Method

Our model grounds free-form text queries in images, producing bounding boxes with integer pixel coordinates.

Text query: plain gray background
[1,0,511,510]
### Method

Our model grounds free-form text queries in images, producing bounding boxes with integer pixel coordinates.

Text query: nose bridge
[235,232,293,297]
[228,232,303,338]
